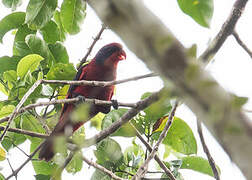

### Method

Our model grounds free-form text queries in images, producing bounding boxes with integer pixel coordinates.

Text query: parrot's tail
[39,138,54,161]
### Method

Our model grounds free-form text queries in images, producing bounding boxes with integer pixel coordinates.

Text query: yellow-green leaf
[17,54,44,78]
[0,105,15,118]
[0,147,6,161]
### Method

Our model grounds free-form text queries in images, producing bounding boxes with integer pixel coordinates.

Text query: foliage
[0,0,217,179]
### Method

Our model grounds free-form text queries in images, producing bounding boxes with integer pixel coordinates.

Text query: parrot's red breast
[39,43,126,161]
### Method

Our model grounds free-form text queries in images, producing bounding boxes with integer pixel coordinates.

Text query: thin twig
[0,126,48,138]
[7,158,17,180]
[200,0,249,63]
[197,119,220,180]
[129,122,176,180]
[6,142,44,180]
[232,30,252,58]
[82,155,125,180]
[78,24,106,70]
[81,91,160,148]
[133,101,178,180]
[0,80,42,142]
[10,140,30,157]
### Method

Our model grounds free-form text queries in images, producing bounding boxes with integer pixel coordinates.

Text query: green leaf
[25,0,58,29]
[16,54,44,79]
[40,20,61,44]
[54,10,66,41]
[46,63,76,80]
[60,0,86,34]
[66,151,83,174]
[152,117,197,155]
[0,146,6,161]
[0,173,5,180]
[91,170,110,180]
[181,156,220,177]
[30,139,58,175]
[0,12,25,43]
[177,0,214,28]
[141,92,172,125]
[3,70,17,89]
[0,105,15,118]
[72,126,85,146]
[0,56,20,75]
[101,109,136,137]
[13,24,36,56]
[25,34,52,62]
[94,138,123,166]
[2,0,22,11]
[48,42,69,64]
[34,174,51,180]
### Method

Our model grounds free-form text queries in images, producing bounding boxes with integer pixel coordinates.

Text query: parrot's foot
[77,95,86,104]
[111,100,119,109]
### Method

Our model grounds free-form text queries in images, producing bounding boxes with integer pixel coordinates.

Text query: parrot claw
[77,95,86,103]
[111,100,119,109]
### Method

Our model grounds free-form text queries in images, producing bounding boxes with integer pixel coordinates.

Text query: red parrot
[39,43,126,161]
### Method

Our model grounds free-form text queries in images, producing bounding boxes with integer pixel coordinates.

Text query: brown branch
[0,126,48,138]
[82,91,160,148]
[78,24,106,70]
[41,73,156,87]
[133,101,178,180]
[232,30,252,58]
[82,155,125,180]
[7,158,17,180]
[0,97,137,124]
[197,119,220,180]
[0,80,42,142]
[200,0,249,63]
[6,142,44,180]
[129,122,176,180]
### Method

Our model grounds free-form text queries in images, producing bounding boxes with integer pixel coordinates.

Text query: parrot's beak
[118,50,126,60]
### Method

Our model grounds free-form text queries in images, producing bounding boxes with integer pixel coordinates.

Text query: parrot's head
[95,43,126,67]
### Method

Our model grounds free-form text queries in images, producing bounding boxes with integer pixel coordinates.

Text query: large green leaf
[46,63,76,81]
[16,54,44,78]
[40,20,61,44]
[0,12,25,43]
[66,151,83,174]
[177,0,214,28]
[25,34,51,61]
[181,156,220,177]
[0,105,15,118]
[25,0,58,29]
[48,42,69,64]
[34,174,50,180]
[54,10,66,41]
[91,170,110,180]
[60,0,86,34]
[3,70,17,89]
[101,109,136,137]
[13,24,36,56]
[94,138,123,166]
[152,117,197,155]
[2,0,22,10]
[0,56,20,75]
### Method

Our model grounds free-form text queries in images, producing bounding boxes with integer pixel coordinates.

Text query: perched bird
[39,43,126,161]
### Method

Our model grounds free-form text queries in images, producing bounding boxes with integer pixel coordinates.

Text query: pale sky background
[0,0,252,179]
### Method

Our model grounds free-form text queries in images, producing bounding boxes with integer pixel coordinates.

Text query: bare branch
[200,0,249,63]
[129,122,176,180]
[82,91,160,148]
[7,158,17,180]
[0,80,42,142]
[6,142,44,180]
[232,30,252,58]
[197,119,220,180]
[82,155,126,180]
[132,101,178,180]
[78,24,106,70]
[0,126,48,138]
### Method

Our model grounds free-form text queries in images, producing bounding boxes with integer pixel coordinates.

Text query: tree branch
[82,155,126,180]
[197,119,220,180]
[132,101,178,180]
[200,0,249,63]
[129,122,176,180]
[82,91,160,148]
[0,126,48,138]
[78,24,106,70]
[232,30,252,58]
